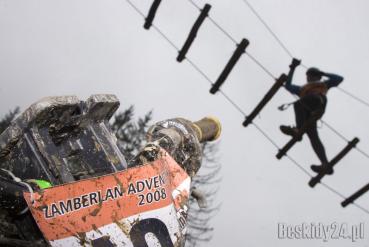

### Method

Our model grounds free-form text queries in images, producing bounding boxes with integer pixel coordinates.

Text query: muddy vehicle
[0,94,221,247]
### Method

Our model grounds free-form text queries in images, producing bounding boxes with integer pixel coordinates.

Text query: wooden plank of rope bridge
[309,137,359,188]
[210,38,249,94]
[276,116,316,159]
[342,182,369,208]
[144,0,162,30]
[177,4,211,62]
[243,74,287,127]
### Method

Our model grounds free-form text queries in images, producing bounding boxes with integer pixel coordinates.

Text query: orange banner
[24,152,189,242]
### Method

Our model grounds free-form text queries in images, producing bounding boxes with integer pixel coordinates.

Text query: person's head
[306,67,322,82]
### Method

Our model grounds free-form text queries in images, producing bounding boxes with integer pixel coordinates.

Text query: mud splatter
[76,231,88,246]
[114,219,131,236]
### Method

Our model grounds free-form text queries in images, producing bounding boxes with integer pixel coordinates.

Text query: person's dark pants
[294,94,328,164]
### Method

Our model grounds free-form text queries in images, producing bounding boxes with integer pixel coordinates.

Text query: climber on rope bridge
[279,58,344,175]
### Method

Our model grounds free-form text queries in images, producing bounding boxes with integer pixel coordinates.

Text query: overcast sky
[1,0,369,246]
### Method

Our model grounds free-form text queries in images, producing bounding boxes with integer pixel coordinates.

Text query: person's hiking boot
[311,164,334,175]
[280,125,302,141]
